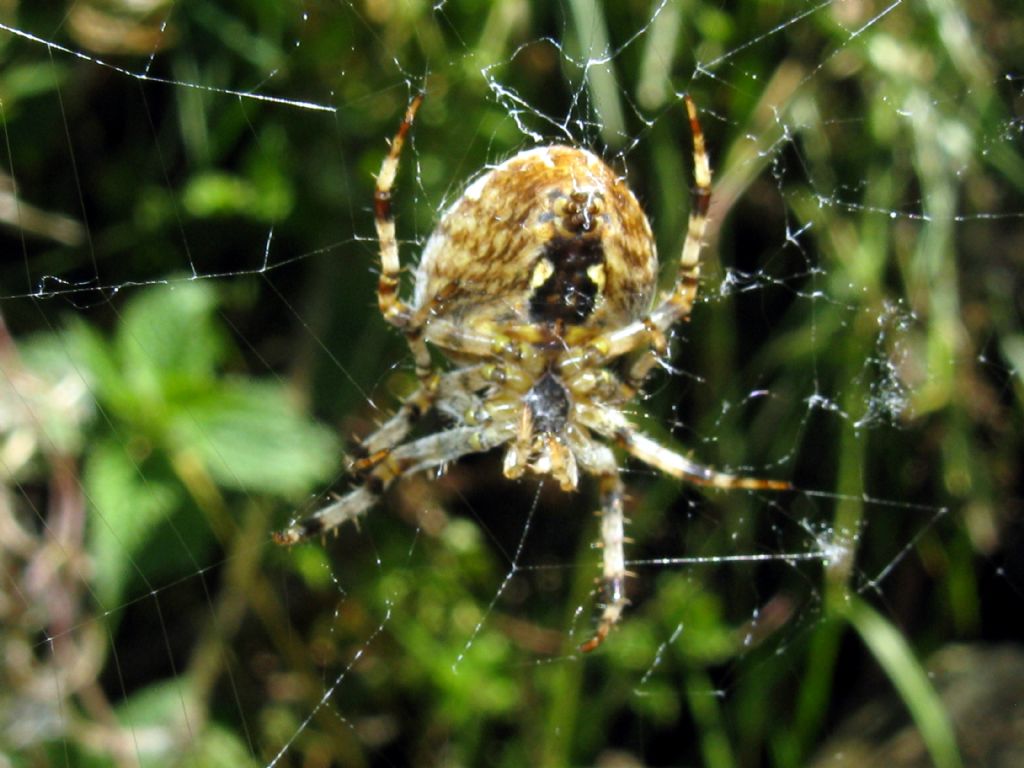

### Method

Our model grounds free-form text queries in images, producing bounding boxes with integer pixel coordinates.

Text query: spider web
[2,2,1022,766]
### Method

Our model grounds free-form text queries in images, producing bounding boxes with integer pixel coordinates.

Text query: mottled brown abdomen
[413,146,658,331]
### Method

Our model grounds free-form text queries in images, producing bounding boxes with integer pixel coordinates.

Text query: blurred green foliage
[65,280,338,607]
[1,1,1023,767]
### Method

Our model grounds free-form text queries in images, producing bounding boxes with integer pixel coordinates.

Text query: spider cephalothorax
[275,93,789,652]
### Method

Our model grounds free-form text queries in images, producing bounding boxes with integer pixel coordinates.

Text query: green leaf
[844,596,963,768]
[0,61,69,107]
[101,678,261,768]
[183,171,293,221]
[1002,334,1024,396]
[85,437,183,609]
[115,281,225,396]
[169,380,339,496]
[62,319,124,411]
[5,331,92,457]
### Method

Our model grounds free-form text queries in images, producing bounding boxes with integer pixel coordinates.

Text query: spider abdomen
[413,146,658,332]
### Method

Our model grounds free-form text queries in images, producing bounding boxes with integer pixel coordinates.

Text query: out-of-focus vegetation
[1,1,1022,766]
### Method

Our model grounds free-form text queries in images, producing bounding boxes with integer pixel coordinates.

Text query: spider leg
[274,421,516,545]
[561,95,711,372]
[624,320,668,390]
[618,429,791,491]
[652,93,712,332]
[568,407,787,649]
[579,404,791,491]
[356,372,440,459]
[421,317,554,364]
[273,486,379,546]
[375,93,434,379]
[357,364,492,462]
[568,434,630,653]
[583,472,629,653]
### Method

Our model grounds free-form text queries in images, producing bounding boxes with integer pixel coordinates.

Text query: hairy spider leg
[374,92,433,380]
[580,402,792,492]
[570,406,789,651]
[357,365,495,457]
[565,435,630,653]
[277,365,499,545]
[561,95,712,377]
[273,422,514,546]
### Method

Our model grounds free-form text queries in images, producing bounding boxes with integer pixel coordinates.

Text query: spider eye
[527,236,605,324]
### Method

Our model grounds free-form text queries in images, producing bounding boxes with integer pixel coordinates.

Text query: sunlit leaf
[169,380,339,496]
[104,678,261,768]
[85,437,183,609]
[115,281,225,395]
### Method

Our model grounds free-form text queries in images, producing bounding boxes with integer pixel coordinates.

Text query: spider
[274,93,790,652]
